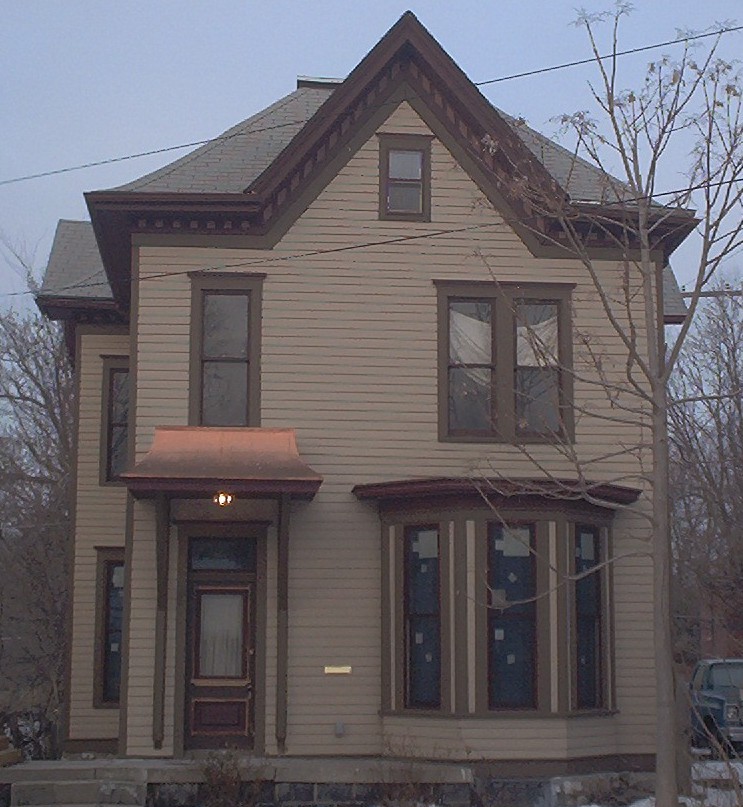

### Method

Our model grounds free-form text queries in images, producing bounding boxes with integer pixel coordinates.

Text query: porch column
[152,494,170,750]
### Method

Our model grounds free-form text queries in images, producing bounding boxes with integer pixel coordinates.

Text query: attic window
[379,134,431,222]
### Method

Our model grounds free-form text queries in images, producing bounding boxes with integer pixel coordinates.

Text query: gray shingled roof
[114,88,332,193]
[40,85,687,319]
[510,117,626,203]
[39,219,111,300]
[111,84,619,201]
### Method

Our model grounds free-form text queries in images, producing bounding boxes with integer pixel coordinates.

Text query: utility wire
[1,24,741,188]
[474,25,743,86]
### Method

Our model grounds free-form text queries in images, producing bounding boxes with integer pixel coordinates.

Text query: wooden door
[185,537,256,749]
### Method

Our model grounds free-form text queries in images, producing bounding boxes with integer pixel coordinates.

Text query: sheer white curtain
[199,593,244,677]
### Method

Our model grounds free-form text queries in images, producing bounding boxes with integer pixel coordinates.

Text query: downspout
[276,493,290,754]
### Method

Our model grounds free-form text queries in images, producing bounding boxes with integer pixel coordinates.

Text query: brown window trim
[571,523,610,712]
[378,134,433,222]
[403,524,441,710]
[486,521,539,711]
[188,274,263,427]
[435,280,574,444]
[99,356,129,486]
[381,503,613,720]
[93,547,125,708]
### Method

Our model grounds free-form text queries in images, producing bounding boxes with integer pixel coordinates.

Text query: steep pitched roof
[39,220,111,300]
[114,88,332,194]
[40,11,692,323]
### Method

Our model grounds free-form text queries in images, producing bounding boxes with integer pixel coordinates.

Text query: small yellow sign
[323,665,352,675]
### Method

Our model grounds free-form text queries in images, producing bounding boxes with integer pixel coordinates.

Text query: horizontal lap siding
[68,331,129,741]
[383,717,569,759]
[128,101,654,758]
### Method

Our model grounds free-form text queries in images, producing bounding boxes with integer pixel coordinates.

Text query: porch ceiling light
[213,491,234,507]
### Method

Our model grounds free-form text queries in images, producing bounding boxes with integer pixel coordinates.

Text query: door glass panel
[198,593,244,678]
[190,538,256,571]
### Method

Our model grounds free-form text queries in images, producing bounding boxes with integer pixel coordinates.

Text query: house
[37,11,690,783]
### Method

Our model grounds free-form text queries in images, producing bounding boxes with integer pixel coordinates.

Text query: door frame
[174,521,268,756]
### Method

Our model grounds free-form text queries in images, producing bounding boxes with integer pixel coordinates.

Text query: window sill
[439,432,575,446]
[382,708,618,720]
[99,478,128,488]
[379,211,431,223]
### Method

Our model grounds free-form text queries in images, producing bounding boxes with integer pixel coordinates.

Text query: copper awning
[122,427,322,499]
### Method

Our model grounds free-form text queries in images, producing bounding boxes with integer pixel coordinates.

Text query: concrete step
[11,780,146,806]
[0,747,22,768]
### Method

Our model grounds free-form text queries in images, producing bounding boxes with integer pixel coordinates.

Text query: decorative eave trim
[352,477,642,508]
[84,11,698,311]
[35,294,125,323]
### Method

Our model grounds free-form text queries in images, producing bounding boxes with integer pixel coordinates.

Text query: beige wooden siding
[68,330,129,741]
[125,100,656,758]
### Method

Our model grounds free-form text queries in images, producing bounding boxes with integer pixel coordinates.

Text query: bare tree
[670,279,743,660]
[471,6,743,804]
[0,305,74,740]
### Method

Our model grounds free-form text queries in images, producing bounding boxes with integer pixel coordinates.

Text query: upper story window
[100,357,129,484]
[378,134,432,222]
[189,275,263,427]
[437,281,574,443]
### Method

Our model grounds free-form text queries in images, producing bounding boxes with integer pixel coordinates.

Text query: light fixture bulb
[213,492,234,507]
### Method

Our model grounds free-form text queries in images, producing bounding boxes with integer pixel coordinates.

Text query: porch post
[276,493,290,754]
[153,494,170,750]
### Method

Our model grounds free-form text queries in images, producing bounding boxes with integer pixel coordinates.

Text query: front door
[185,536,256,749]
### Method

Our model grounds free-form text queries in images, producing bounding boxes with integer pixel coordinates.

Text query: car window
[709,663,743,688]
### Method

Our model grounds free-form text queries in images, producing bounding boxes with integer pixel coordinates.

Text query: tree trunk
[653,387,679,807]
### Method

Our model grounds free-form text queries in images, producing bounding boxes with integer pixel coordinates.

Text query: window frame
[572,523,609,711]
[378,134,432,222]
[99,356,129,485]
[381,504,613,719]
[403,524,442,710]
[486,521,539,710]
[189,274,263,427]
[436,280,574,444]
[94,547,125,708]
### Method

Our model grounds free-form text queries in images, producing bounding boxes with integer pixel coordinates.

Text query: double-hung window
[100,357,129,483]
[487,523,537,709]
[379,134,431,221]
[575,525,603,709]
[438,281,573,442]
[95,549,125,706]
[190,275,263,427]
[404,525,441,709]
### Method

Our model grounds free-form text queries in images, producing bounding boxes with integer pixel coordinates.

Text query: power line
[1,24,741,188]
[475,25,743,86]
[0,119,311,188]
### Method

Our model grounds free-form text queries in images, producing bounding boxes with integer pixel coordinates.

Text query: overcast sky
[1,0,741,308]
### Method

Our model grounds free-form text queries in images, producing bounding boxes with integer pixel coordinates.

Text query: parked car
[690,659,743,755]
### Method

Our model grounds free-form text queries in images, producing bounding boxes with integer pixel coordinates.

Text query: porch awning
[121,426,323,499]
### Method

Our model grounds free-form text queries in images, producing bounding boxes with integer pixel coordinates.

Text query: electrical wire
[1,23,740,188]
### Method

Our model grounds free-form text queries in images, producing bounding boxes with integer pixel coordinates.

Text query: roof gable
[45,11,695,320]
